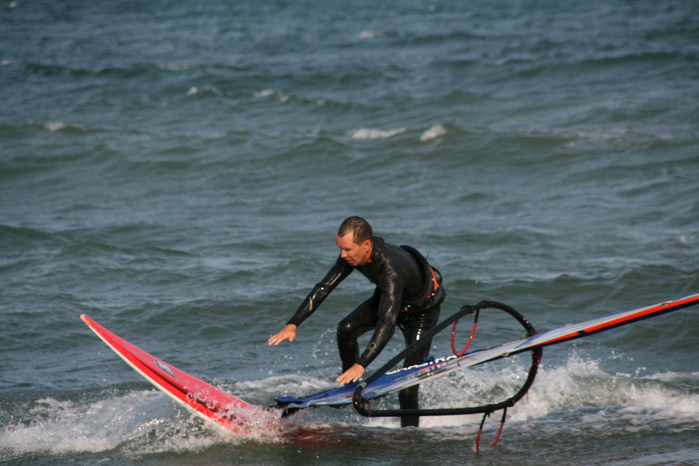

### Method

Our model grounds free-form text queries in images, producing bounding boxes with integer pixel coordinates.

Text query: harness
[399,245,445,313]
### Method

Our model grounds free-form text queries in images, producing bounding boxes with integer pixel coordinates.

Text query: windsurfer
[268,216,445,427]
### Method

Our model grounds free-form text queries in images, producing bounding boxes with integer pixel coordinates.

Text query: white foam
[0,391,261,457]
[679,235,699,244]
[0,392,163,455]
[230,374,335,400]
[44,122,90,132]
[253,88,325,105]
[186,86,219,96]
[235,356,699,433]
[609,449,699,466]
[413,355,699,431]
[254,89,276,98]
[420,124,447,141]
[557,127,679,150]
[357,31,384,39]
[349,128,406,140]
[254,88,292,102]
[4,358,697,456]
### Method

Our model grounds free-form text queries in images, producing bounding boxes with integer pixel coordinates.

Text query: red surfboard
[81,315,256,434]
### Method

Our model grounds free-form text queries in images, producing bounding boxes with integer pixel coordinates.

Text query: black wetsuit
[287,236,445,427]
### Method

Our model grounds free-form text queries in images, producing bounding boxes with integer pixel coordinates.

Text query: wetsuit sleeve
[286,256,353,328]
[356,270,403,368]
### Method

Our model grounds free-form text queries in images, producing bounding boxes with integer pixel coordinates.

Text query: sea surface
[2,0,699,464]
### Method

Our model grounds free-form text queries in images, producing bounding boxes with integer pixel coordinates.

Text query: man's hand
[336,363,365,385]
[268,324,297,346]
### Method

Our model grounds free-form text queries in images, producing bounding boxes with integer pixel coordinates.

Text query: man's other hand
[336,363,365,385]
[268,324,297,345]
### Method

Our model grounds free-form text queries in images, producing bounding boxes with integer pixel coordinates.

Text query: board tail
[81,315,255,433]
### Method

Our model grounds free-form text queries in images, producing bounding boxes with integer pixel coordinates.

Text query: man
[268,216,445,427]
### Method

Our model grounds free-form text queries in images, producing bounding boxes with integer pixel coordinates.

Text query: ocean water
[2,0,699,464]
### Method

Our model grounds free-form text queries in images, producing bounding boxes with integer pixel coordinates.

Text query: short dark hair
[337,217,373,245]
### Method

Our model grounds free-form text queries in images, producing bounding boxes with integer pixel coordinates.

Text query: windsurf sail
[276,292,699,411]
[82,292,699,435]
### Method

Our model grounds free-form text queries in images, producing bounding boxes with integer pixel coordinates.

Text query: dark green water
[2,0,699,464]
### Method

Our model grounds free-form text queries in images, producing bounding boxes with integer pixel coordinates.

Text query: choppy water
[2,0,699,464]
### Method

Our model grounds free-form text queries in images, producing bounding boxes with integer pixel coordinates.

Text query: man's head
[336,216,373,266]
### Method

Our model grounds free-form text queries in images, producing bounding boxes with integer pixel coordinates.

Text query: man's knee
[336,319,356,341]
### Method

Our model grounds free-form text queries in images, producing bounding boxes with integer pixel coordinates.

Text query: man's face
[336,233,372,266]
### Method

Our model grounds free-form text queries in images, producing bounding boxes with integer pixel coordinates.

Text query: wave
[420,124,448,142]
[18,60,200,80]
[387,30,487,48]
[0,391,229,458]
[0,121,104,143]
[346,124,449,143]
[356,31,386,39]
[251,87,342,108]
[348,128,406,140]
[579,50,699,69]
[185,85,221,97]
[43,121,95,133]
[501,51,699,95]
[2,356,697,459]
[407,355,699,430]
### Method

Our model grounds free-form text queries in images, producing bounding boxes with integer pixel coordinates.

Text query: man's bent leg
[398,306,440,427]
[336,297,378,372]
